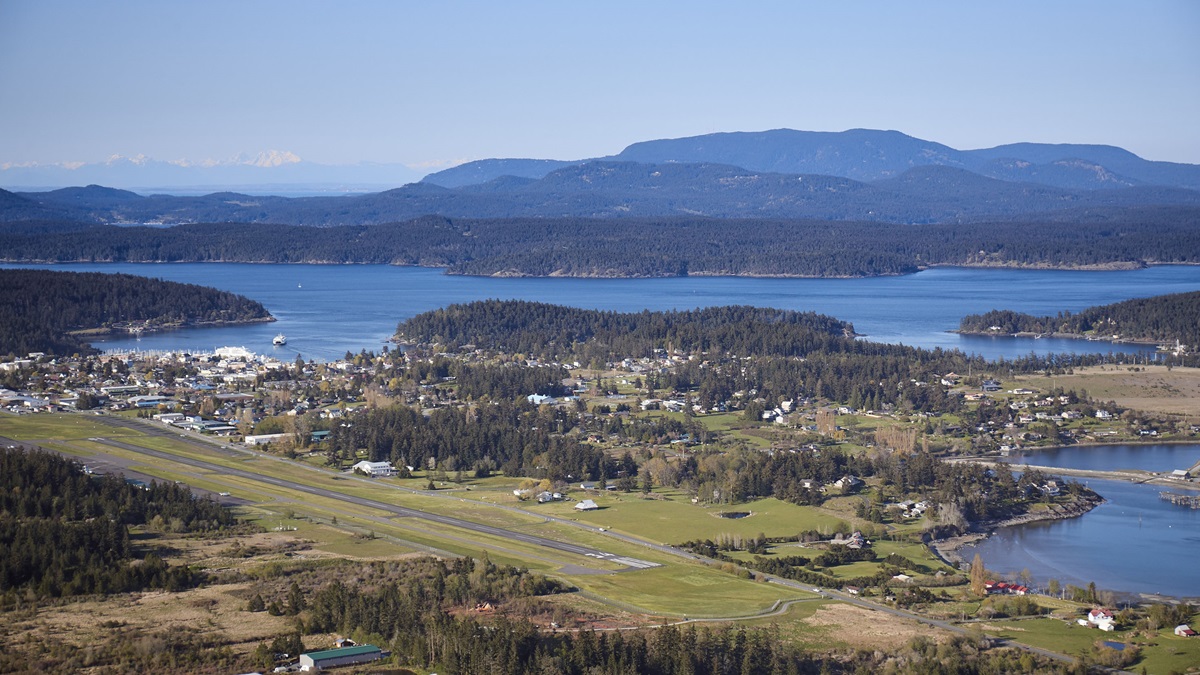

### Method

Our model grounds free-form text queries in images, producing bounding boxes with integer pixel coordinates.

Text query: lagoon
[961,444,1200,599]
[4,263,1198,362]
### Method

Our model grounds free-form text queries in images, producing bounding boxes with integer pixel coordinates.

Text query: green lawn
[983,615,1200,674]
[571,564,801,618]
[1137,623,1200,675]
[873,539,954,573]
[0,412,142,440]
[539,493,848,544]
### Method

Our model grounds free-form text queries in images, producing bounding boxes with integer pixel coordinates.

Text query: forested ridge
[9,154,1200,225]
[0,446,235,599]
[397,301,855,361]
[960,290,1200,345]
[0,269,272,355]
[3,208,1199,278]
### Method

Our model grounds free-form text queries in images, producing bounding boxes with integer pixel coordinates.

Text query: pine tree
[247,593,266,612]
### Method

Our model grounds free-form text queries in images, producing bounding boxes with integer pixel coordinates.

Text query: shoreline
[5,259,1196,281]
[928,494,1104,569]
[67,315,276,339]
[953,328,1168,347]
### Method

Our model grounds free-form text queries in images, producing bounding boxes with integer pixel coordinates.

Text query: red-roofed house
[1088,608,1116,631]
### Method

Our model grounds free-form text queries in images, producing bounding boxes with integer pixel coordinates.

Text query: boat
[273,334,287,346]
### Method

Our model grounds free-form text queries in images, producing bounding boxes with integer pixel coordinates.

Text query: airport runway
[18,414,659,571]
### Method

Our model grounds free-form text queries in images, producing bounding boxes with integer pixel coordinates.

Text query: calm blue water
[4,263,1197,362]
[1012,444,1200,474]
[962,444,1200,598]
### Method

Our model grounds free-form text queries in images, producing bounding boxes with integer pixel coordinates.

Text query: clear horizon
[2,1,1198,169]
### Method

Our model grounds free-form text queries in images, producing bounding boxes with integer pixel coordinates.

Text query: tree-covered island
[0,269,273,356]
[959,290,1200,351]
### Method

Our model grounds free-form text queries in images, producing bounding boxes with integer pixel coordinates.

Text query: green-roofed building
[298,644,383,670]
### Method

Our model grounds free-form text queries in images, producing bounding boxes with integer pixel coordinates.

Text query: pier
[1160,491,1200,509]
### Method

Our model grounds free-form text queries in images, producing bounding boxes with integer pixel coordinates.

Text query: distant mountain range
[424,128,1200,191]
[0,151,426,194]
[2,129,1198,226]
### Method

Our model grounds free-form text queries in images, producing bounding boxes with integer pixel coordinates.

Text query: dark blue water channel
[5,263,1198,362]
[962,444,1200,599]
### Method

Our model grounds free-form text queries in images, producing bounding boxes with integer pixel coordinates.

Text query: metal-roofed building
[299,644,383,670]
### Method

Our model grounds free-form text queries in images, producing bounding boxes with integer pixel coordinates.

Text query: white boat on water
[273,334,287,346]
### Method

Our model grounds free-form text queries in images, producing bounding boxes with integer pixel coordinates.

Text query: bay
[961,444,1200,599]
[4,263,1198,362]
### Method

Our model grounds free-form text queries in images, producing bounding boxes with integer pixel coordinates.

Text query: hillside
[0,269,273,355]
[11,161,1200,226]
[959,291,1200,347]
[3,209,1198,279]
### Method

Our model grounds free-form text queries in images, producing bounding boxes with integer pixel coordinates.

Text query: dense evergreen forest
[3,207,1199,277]
[0,446,235,599]
[254,557,1072,675]
[325,399,611,482]
[397,301,855,361]
[960,290,1200,346]
[0,269,272,355]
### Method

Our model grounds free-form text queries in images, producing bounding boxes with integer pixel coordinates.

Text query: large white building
[351,460,395,477]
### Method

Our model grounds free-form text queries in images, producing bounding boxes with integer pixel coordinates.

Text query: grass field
[980,616,1200,674]
[1016,364,1200,417]
[538,492,849,544]
[570,565,800,617]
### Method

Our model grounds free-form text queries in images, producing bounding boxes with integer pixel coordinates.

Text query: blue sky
[2,0,1198,169]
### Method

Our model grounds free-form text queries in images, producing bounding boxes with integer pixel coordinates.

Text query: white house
[352,460,395,477]
[575,499,599,511]
[1175,624,1197,637]
[1088,608,1116,631]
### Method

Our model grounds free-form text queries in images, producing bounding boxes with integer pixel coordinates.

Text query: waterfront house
[984,580,1029,596]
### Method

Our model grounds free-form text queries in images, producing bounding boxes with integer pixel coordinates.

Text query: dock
[1160,491,1200,509]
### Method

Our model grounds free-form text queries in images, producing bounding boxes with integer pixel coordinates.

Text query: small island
[0,269,273,356]
[958,290,1200,353]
